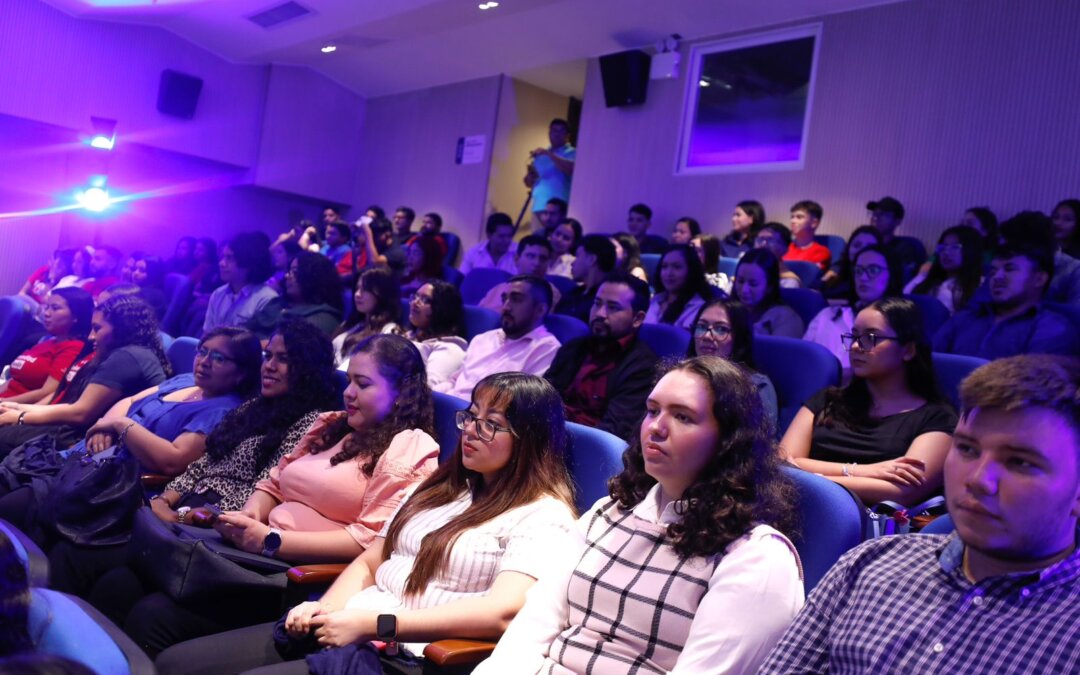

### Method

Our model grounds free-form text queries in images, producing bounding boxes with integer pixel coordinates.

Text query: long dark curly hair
[0,532,31,657]
[408,279,463,340]
[203,319,337,473]
[288,251,344,310]
[309,334,435,474]
[609,356,798,559]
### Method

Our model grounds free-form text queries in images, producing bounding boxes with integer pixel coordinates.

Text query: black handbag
[36,446,143,547]
[128,506,292,604]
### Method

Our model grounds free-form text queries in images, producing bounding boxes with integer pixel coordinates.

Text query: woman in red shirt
[0,287,93,404]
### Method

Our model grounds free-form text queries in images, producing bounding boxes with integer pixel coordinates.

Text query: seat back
[815,234,847,270]
[782,466,865,593]
[565,423,628,513]
[433,392,469,463]
[544,314,590,344]
[637,323,690,359]
[441,265,465,289]
[331,370,349,404]
[161,273,193,337]
[753,335,841,435]
[639,253,661,281]
[779,288,828,327]
[718,257,739,278]
[166,336,199,375]
[786,260,823,288]
[30,587,155,675]
[1044,301,1080,333]
[0,518,48,586]
[906,293,951,338]
[546,274,578,296]
[460,269,512,304]
[932,352,987,409]
[0,296,33,368]
[462,305,501,341]
[442,232,462,268]
[920,513,955,535]
[158,331,175,352]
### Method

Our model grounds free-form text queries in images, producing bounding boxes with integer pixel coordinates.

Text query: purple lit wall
[570,0,1080,247]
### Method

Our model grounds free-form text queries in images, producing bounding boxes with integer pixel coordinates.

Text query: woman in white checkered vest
[476,355,806,675]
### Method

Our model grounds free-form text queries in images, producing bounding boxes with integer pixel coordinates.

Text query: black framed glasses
[692,322,733,340]
[853,264,885,279]
[455,410,518,442]
[840,332,901,351]
[196,346,236,366]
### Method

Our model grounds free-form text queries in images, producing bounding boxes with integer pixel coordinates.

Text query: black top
[805,389,956,464]
[554,285,599,324]
[89,344,168,396]
[638,234,669,256]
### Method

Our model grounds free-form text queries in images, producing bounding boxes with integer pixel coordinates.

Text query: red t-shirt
[1,338,85,398]
[24,265,51,304]
[52,352,95,403]
[784,241,832,271]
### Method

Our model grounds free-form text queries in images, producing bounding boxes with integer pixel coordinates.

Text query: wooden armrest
[141,473,171,490]
[423,639,497,667]
[286,564,348,585]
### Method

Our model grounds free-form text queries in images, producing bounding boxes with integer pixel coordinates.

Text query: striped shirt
[759,532,1080,674]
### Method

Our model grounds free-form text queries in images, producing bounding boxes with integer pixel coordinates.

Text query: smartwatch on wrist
[376,614,399,656]
[261,528,283,558]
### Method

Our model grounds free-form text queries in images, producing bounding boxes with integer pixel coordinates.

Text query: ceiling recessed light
[478,1,499,9]
[321,44,337,53]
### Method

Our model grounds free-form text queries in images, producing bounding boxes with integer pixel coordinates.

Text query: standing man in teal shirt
[523,118,576,239]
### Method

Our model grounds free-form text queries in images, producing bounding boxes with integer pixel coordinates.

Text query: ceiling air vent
[247,1,312,29]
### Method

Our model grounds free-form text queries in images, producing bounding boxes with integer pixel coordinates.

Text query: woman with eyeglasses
[803,245,903,378]
[51,321,336,609]
[116,334,440,657]
[332,268,401,368]
[782,297,955,507]
[475,357,801,675]
[819,225,884,300]
[733,248,805,338]
[403,280,468,390]
[688,297,778,430]
[903,226,984,314]
[248,251,344,341]
[155,372,577,675]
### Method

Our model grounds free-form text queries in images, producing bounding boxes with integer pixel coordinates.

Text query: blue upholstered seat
[0,517,48,586]
[0,295,33,369]
[546,274,577,296]
[639,253,661,281]
[779,287,828,327]
[782,466,865,593]
[752,335,841,435]
[786,260,823,288]
[166,336,199,375]
[565,422,627,514]
[544,313,590,344]
[462,305,501,341]
[920,513,955,535]
[931,352,987,409]
[460,268,512,305]
[637,323,690,359]
[906,293,951,338]
[432,391,469,464]
[161,272,193,337]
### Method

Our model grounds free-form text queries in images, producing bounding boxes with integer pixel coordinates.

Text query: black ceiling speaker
[157,69,203,119]
[598,50,651,108]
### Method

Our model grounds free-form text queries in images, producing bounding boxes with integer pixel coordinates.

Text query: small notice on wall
[455,135,486,165]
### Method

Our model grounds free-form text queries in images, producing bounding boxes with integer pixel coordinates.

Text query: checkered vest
[542,500,719,674]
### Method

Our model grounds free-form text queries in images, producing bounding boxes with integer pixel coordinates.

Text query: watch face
[376,614,396,640]
[264,530,282,550]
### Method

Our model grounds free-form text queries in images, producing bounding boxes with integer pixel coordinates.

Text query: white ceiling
[38,0,908,99]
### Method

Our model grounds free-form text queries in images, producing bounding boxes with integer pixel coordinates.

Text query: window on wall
[676,24,822,174]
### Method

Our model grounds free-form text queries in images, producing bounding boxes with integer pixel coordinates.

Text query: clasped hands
[83,416,134,454]
[285,601,381,648]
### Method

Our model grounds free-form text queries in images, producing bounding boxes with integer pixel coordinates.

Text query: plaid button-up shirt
[759,531,1080,674]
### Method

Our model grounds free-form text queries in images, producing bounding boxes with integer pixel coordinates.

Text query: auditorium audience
[545,274,657,441]
[402,281,467,390]
[644,244,713,330]
[626,203,668,255]
[332,268,401,368]
[669,216,701,246]
[478,356,802,675]
[904,225,984,313]
[319,221,353,271]
[81,246,124,299]
[18,248,74,307]
[55,247,93,290]
[0,295,170,455]
[691,233,731,294]
[155,372,578,674]
[202,233,277,336]
[734,249,805,338]
[819,226,883,300]
[722,199,766,258]
[166,237,197,275]
[805,245,902,374]
[688,297,778,428]
[536,197,568,241]
[439,276,560,400]
[248,251,343,340]
[187,238,220,297]
[400,236,446,296]
[547,217,581,278]
[47,323,333,602]
[267,239,301,295]
[113,334,441,656]
[867,196,926,281]
[0,288,92,404]
[783,297,956,507]
[960,206,999,254]
[131,255,168,319]
[1003,210,1080,305]
[934,237,1078,359]
[755,223,803,288]
[343,218,408,281]
[762,355,1080,674]
[554,234,617,323]
[784,201,831,272]
[612,232,648,282]
[478,236,561,312]
[1051,198,1080,259]
[460,212,518,275]
[391,206,416,247]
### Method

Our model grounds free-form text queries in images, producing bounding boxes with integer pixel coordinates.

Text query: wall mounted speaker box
[157,70,203,119]
[598,50,651,108]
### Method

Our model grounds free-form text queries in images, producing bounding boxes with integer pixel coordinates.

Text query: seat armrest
[140,473,171,490]
[287,564,348,585]
[423,639,497,667]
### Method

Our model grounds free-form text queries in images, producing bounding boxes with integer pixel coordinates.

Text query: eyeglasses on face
[410,292,434,306]
[196,346,236,366]
[840,332,900,351]
[936,243,963,254]
[692,322,733,340]
[455,410,518,442]
[853,264,885,279]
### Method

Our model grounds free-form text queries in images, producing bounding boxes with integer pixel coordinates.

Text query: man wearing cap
[759,354,1080,674]
[868,196,926,282]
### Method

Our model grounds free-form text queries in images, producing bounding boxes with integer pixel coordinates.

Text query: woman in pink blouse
[118,334,441,657]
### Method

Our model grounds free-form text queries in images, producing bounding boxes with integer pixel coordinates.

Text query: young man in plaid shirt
[761,354,1080,674]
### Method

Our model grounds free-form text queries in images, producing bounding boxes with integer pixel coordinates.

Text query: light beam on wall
[88,116,117,150]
